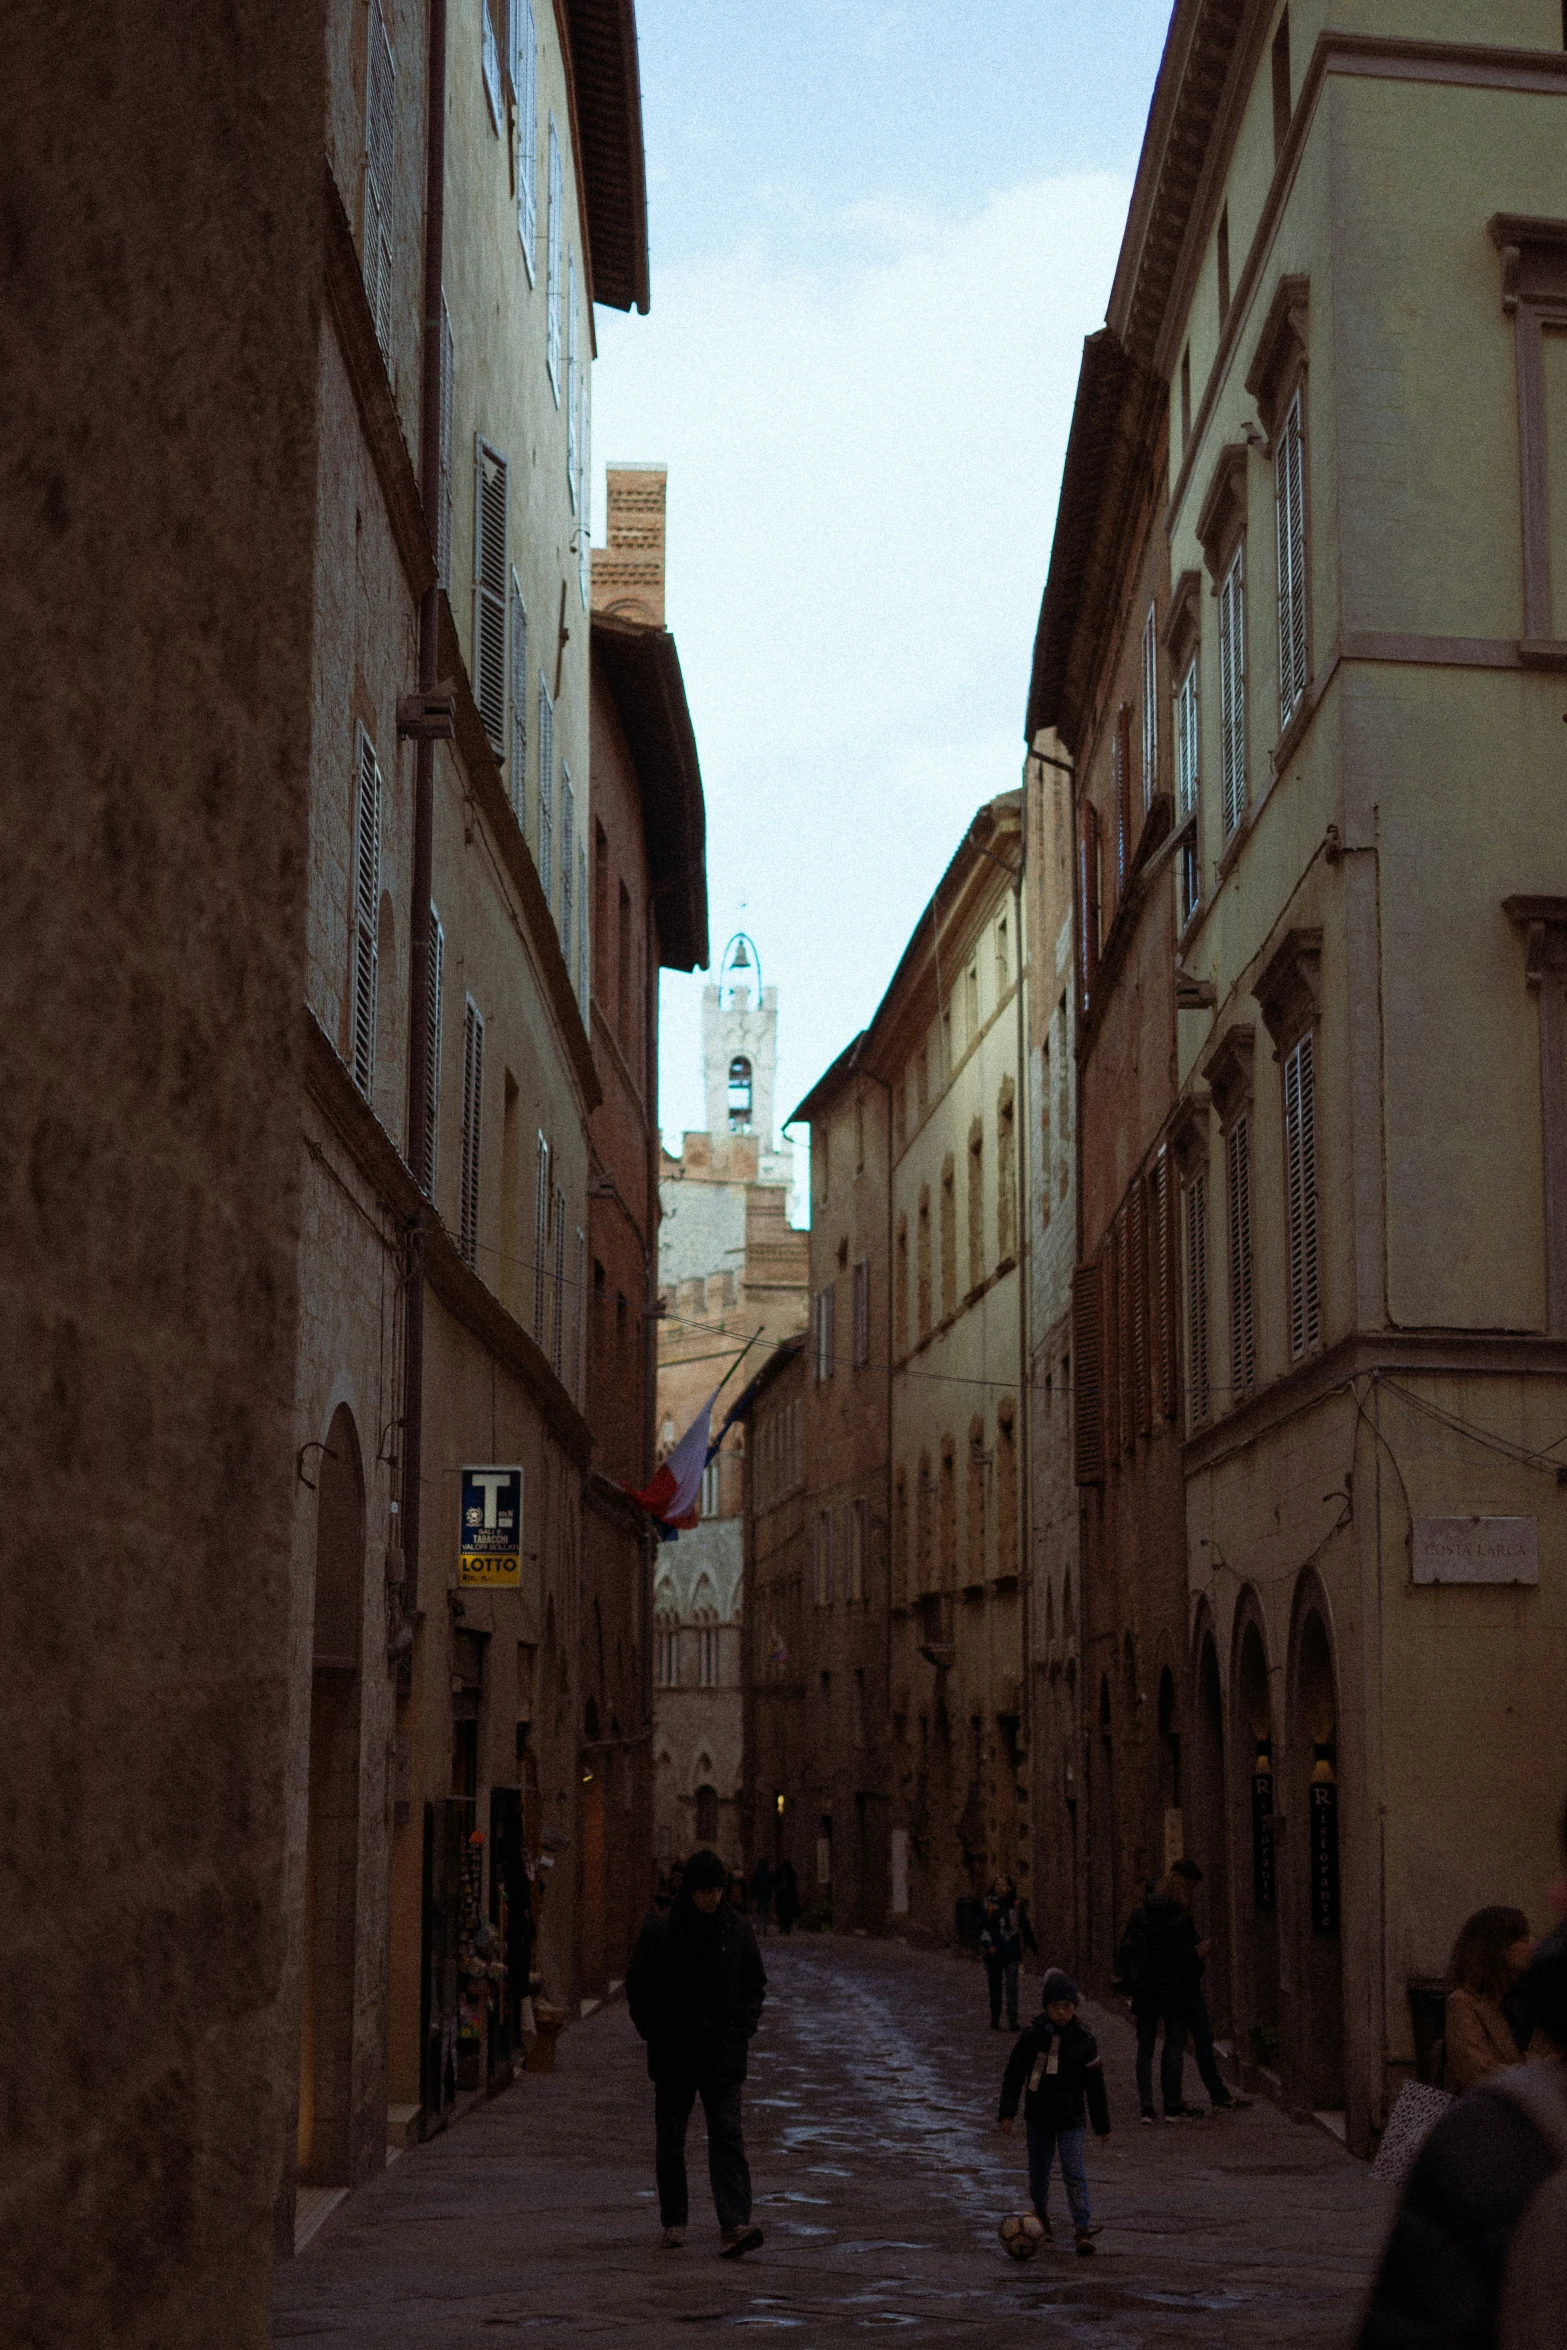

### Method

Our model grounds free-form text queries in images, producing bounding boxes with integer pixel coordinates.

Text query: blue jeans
[1135,2002,1187,2113]
[985,1953,1020,2026]
[654,2077,751,2230]
[1186,1988,1234,2105]
[1026,2121,1090,2228]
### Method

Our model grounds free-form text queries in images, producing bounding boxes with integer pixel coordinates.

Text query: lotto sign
[459,1465,523,1588]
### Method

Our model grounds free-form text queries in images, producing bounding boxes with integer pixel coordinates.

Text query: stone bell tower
[701,934,793,1193]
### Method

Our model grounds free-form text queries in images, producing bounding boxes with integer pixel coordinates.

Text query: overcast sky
[591,1,1174,1184]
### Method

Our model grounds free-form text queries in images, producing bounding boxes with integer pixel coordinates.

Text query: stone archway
[299,1403,365,2186]
[1288,1579,1345,2112]
[1231,1600,1280,2076]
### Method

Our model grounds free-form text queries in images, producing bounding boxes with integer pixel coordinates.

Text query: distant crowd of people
[653,1852,801,1934]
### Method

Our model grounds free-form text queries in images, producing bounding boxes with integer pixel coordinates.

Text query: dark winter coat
[1127,1893,1201,2015]
[1354,2077,1559,2350]
[626,1891,767,2087]
[979,1894,1023,1965]
[999,2013,1112,2136]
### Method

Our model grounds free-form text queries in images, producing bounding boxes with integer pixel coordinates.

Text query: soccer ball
[998,2212,1046,2260]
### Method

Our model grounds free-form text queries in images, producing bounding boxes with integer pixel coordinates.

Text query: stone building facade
[1028,0,1567,2152]
[654,946,809,1866]
[583,465,708,1984]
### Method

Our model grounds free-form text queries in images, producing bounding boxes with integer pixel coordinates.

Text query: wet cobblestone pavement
[274,1936,1393,2345]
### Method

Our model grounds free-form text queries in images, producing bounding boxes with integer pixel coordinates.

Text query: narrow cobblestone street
[275,1939,1392,2346]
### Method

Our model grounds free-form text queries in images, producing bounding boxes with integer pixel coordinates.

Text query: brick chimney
[591,465,667,627]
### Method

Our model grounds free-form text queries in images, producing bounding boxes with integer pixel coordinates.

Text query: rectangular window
[850,1498,867,1604]
[812,1283,836,1382]
[551,1184,567,1376]
[1186,1171,1211,1430]
[1283,1030,1321,1357]
[699,1626,718,1688]
[509,574,527,825]
[1276,385,1307,730]
[560,768,574,970]
[813,1509,834,1606]
[1113,702,1130,899]
[1218,545,1246,838]
[537,674,554,901]
[363,0,396,360]
[546,115,563,401]
[459,996,484,1268]
[1141,604,1158,808]
[852,1256,870,1369]
[474,438,508,752]
[1226,1114,1256,1398]
[351,722,382,1102]
[657,1627,678,1689]
[1071,1260,1104,1485]
[514,0,537,274]
[437,296,454,589]
[1175,657,1201,926]
[1078,802,1101,1006]
[701,1458,721,1519]
[481,0,501,130]
[532,1132,550,1339]
[566,252,579,503]
[425,905,444,1190]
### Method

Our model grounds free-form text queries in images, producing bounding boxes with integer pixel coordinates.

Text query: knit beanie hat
[683,1848,728,1892]
[1042,1968,1080,2006]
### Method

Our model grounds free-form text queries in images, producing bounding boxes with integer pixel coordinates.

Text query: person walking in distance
[997,1969,1112,2256]
[980,1875,1026,2031]
[627,1848,767,2257]
[1168,1859,1251,2113]
[750,1853,774,1938]
[774,1855,800,1935]
[1116,1871,1201,2121]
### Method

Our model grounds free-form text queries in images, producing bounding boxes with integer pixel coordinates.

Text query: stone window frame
[1504,898,1567,1333]
[1169,1092,1213,1434]
[1489,216,1567,667]
[1201,1025,1258,1407]
[1195,443,1252,878]
[1165,569,1205,941]
[1254,927,1324,1363]
[1244,274,1314,768]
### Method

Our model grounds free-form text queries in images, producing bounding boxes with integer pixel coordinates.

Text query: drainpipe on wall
[401,0,449,1620]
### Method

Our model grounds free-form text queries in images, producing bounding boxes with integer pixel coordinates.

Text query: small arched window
[728,1055,753,1130]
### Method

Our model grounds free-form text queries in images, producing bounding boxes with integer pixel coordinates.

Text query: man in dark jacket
[998,1968,1112,2255]
[1118,1873,1203,2121]
[626,1847,767,2256]
[1356,1909,1567,2349]
[979,1877,1027,2031]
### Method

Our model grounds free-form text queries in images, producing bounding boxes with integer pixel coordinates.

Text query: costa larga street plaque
[1411,1516,1538,1586]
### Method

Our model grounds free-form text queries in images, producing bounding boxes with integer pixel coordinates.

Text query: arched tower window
[728,1055,753,1130]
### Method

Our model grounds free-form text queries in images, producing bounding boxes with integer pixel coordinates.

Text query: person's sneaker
[720,2225,764,2259]
[661,2227,685,2249]
[1164,2104,1204,2121]
[1213,2092,1253,2110]
[1139,2105,1157,2125]
[1075,2227,1100,2257]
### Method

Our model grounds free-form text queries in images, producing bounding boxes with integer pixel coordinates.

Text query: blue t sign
[459,1465,523,1588]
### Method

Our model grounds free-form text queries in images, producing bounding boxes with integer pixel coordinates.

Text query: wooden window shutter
[1283,1031,1320,1356]
[1117,1207,1134,1452]
[459,997,484,1268]
[473,438,509,751]
[515,0,537,274]
[546,116,563,399]
[533,1132,550,1339]
[1141,604,1158,808]
[1219,547,1246,838]
[1277,387,1307,726]
[566,253,579,502]
[509,574,527,825]
[363,1,396,359]
[560,770,574,968]
[425,906,444,1191]
[1185,1171,1211,1429]
[1113,704,1131,898]
[1226,1114,1256,1397]
[437,298,455,589]
[1155,1144,1178,1419]
[537,674,554,901]
[1072,1262,1104,1485]
[551,1184,566,1374]
[351,722,382,1101]
[1133,1180,1152,1436]
[481,0,502,128]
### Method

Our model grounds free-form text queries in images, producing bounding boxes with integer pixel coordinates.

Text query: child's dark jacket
[999,2013,1111,2135]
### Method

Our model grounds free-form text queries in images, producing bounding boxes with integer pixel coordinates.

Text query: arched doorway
[1189,1628,1232,2039]
[299,1404,365,2186]
[1232,1608,1280,2075]
[1290,1592,1344,2111]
